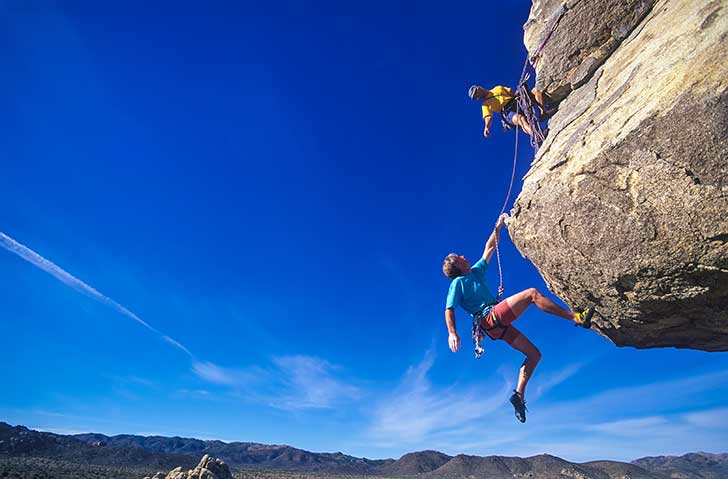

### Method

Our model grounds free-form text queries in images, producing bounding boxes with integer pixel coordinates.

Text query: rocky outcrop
[145,455,233,479]
[509,0,728,350]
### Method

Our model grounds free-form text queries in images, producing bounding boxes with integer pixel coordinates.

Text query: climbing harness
[503,5,567,150]
[498,97,519,132]
[513,5,568,150]
[496,75,545,149]
[471,303,510,359]
[485,6,567,321]
[468,8,568,360]
[515,78,547,150]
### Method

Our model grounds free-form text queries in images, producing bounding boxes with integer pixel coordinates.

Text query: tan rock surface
[145,455,233,479]
[510,0,728,350]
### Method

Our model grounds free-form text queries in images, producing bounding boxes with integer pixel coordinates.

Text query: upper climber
[442,214,594,423]
[468,84,554,140]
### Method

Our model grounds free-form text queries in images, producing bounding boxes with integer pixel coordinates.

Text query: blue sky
[2,0,727,463]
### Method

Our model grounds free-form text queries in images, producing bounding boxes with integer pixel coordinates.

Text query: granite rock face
[145,455,233,479]
[524,0,656,100]
[509,0,728,351]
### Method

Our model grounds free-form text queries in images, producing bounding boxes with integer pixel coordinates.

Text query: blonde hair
[442,253,462,279]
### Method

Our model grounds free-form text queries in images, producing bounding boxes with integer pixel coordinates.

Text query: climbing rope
[529,5,567,66]
[471,9,567,360]
[490,5,566,303]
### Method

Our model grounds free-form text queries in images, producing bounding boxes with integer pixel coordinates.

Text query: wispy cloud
[535,368,728,425]
[2,231,361,414]
[490,369,728,461]
[269,355,360,410]
[682,407,728,429]
[531,361,589,400]
[513,408,728,462]
[368,350,511,447]
[586,416,669,435]
[362,353,728,461]
[191,355,359,411]
[191,361,261,387]
[176,389,215,400]
[0,231,192,357]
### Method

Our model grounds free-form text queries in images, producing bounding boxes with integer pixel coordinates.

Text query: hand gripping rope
[472,215,507,359]
[472,10,566,360]
[496,3,566,307]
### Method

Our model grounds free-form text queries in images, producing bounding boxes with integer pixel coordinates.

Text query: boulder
[145,455,233,479]
[509,0,728,351]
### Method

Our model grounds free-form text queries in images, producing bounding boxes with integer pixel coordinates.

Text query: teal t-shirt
[445,257,497,315]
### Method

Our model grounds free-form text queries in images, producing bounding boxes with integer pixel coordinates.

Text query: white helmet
[468,85,482,99]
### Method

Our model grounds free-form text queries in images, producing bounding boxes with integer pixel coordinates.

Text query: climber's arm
[482,214,507,263]
[483,115,493,138]
[445,308,459,352]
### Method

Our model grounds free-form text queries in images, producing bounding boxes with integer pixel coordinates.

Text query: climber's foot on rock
[574,306,595,329]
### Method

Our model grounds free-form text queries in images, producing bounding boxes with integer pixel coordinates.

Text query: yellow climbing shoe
[575,306,595,329]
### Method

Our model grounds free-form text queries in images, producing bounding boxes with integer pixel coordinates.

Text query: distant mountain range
[1,422,727,478]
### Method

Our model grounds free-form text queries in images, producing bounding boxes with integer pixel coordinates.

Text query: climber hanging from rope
[441,214,595,424]
[468,4,568,150]
[468,84,555,147]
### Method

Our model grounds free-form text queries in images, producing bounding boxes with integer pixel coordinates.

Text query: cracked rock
[510,0,728,351]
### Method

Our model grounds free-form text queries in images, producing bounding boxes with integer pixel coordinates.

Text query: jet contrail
[0,231,193,358]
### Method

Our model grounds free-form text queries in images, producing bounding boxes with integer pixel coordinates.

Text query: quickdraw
[471,304,503,359]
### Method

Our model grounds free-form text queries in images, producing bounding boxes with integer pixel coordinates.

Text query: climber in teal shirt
[442,214,595,423]
[446,257,496,315]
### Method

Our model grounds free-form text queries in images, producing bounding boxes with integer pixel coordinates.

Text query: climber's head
[468,85,487,100]
[442,253,471,279]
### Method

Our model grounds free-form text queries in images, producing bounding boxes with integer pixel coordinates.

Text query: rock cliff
[509,0,728,350]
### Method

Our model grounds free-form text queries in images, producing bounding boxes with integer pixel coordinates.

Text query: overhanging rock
[508,0,728,351]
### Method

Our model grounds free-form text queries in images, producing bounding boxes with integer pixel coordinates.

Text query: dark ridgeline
[0,422,196,470]
[632,453,728,479]
[75,428,391,474]
[373,451,451,476]
[2,422,727,478]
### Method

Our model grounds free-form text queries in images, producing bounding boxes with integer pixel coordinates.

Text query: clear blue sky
[2,0,727,463]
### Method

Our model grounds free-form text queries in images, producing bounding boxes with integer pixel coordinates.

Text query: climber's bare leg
[532,88,547,114]
[509,333,542,399]
[512,113,533,137]
[505,288,577,322]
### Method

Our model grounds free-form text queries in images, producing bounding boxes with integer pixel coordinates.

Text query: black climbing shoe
[510,391,527,423]
[574,306,595,329]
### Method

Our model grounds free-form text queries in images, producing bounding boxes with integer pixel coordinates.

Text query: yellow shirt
[481,86,514,118]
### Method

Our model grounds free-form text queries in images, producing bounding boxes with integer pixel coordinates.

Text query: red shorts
[480,300,522,345]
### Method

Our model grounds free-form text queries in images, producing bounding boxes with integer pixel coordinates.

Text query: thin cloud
[1,232,362,413]
[176,389,214,400]
[269,355,360,410]
[489,370,728,461]
[586,416,669,435]
[531,361,589,400]
[191,356,359,411]
[191,361,260,387]
[368,350,511,447]
[510,407,728,462]
[536,368,728,425]
[682,406,728,429]
[0,231,192,357]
